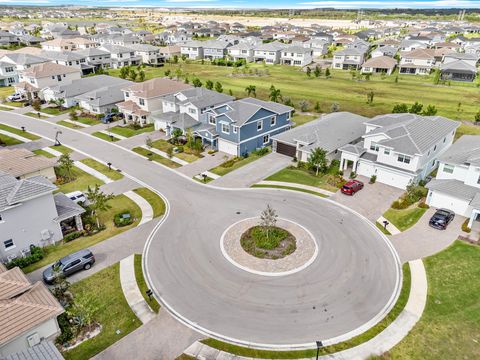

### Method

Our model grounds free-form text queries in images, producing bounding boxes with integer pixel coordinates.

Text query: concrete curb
[120,254,156,324]
[184,260,427,359]
[377,216,401,235]
[124,190,154,226]
[140,144,188,166]
[0,129,32,143]
[256,180,335,197]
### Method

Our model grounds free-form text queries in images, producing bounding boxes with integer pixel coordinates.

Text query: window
[397,154,411,164]
[370,143,379,152]
[221,123,230,134]
[443,164,454,174]
[263,134,270,144]
[257,120,263,131]
[0,214,2,221]
[125,92,129,98]
[434,145,437,151]
[233,126,237,134]
[384,148,390,155]
[188,108,196,114]
[3,239,14,250]
[139,98,145,106]
[270,116,276,126]
[5,66,13,73]
[208,115,216,125]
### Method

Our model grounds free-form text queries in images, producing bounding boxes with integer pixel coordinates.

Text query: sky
[2,0,480,9]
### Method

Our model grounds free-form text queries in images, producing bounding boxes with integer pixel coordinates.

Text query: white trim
[257,120,263,131]
[238,123,291,145]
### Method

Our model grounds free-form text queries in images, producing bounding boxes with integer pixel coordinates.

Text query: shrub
[418,202,430,209]
[114,211,133,227]
[56,313,74,346]
[176,145,184,153]
[462,219,471,233]
[63,231,83,243]
[391,199,409,210]
[6,246,44,269]
[221,158,238,168]
[370,175,377,184]
[349,171,357,179]
[252,147,269,156]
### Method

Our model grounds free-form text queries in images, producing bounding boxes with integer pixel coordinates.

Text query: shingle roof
[0,148,57,178]
[365,114,459,155]
[1,53,48,66]
[362,55,397,69]
[175,87,234,109]
[426,178,480,202]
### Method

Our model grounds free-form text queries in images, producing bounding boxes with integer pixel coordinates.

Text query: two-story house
[117,78,192,126]
[280,46,313,66]
[149,87,234,133]
[180,41,205,60]
[99,44,142,68]
[253,41,288,64]
[426,135,480,229]
[128,44,164,66]
[15,62,81,100]
[76,47,112,71]
[332,47,367,70]
[339,113,459,189]
[202,97,293,156]
[0,61,17,87]
[202,40,232,60]
[228,42,256,62]
[41,50,93,75]
[399,48,436,75]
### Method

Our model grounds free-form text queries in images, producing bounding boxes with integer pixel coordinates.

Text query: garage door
[275,141,296,157]
[375,168,412,190]
[218,139,238,156]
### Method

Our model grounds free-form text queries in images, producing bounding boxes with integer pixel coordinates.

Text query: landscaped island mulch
[240,226,296,260]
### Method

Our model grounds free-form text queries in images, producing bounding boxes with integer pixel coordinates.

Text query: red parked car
[341,180,364,195]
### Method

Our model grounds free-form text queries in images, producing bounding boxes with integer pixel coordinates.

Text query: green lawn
[291,113,318,127]
[33,149,57,158]
[80,158,124,181]
[251,184,328,198]
[386,241,480,359]
[150,139,202,163]
[56,166,104,194]
[383,205,428,232]
[51,144,72,155]
[265,166,339,193]
[92,131,120,142]
[0,123,40,140]
[3,101,23,107]
[109,63,480,121]
[0,106,12,111]
[109,124,155,138]
[24,194,141,273]
[0,133,22,146]
[57,120,84,129]
[0,86,14,99]
[456,123,480,141]
[76,116,100,126]
[24,111,48,119]
[41,106,69,115]
[132,187,166,218]
[64,263,141,360]
[376,222,392,236]
[202,263,411,358]
[132,147,181,168]
[210,150,271,176]
[133,254,160,313]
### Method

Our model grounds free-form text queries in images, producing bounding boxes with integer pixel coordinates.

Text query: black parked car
[429,209,455,230]
[43,249,95,284]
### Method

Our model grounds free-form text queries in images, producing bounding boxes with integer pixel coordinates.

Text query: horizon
[2,0,480,10]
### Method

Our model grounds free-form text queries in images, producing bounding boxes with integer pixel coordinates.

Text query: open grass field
[108,63,480,121]
[24,194,141,273]
[386,241,480,359]
[80,158,124,181]
[64,263,141,360]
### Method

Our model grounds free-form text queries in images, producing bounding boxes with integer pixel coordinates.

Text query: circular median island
[221,216,318,276]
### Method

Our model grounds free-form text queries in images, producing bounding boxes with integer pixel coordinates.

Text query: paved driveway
[210,152,292,188]
[177,151,231,178]
[390,207,464,263]
[331,176,404,222]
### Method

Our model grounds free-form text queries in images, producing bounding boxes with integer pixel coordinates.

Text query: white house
[253,41,288,64]
[399,48,436,75]
[339,113,460,189]
[332,47,367,70]
[100,44,142,68]
[280,46,313,66]
[426,135,480,229]
[128,44,164,66]
[228,42,255,62]
[180,41,204,60]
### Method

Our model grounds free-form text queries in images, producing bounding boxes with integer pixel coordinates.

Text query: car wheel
[84,263,92,270]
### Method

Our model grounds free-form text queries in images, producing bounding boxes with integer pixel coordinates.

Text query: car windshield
[52,260,65,269]
[437,211,449,217]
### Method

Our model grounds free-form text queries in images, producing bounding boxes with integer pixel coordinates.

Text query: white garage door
[427,191,472,216]
[375,168,412,190]
[218,139,238,156]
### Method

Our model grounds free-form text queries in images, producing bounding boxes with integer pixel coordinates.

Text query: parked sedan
[341,180,364,196]
[7,93,24,102]
[429,209,455,230]
[43,249,95,284]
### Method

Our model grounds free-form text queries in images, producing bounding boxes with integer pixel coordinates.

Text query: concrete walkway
[377,216,401,235]
[124,190,154,226]
[0,129,32,143]
[256,180,335,197]
[140,145,188,166]
[62,119,90,128]
[74,160,113,184]
[177,151,230,178]
[99,129,127,140]
[120,254,156,324]
[42,146,63,157]
[184,259,427,360]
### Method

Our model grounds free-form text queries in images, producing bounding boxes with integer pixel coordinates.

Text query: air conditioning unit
[6,254,17,262]
[41,229,52,241]
[26,333,40,347]
[21,248,31,258]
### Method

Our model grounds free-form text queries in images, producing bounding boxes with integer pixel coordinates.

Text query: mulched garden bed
[240,226,296,260]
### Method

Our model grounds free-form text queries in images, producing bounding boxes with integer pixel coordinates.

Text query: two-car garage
[273,140,297,158]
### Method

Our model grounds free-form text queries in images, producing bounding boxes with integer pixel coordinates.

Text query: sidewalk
[0,129,32,143]
[140,145,188,166]
[124,190,154,226]
[184,260,427,360]
[119,254,156,324]
[74,160,114,184]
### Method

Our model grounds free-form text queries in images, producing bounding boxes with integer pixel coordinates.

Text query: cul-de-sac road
[0,113,402,348]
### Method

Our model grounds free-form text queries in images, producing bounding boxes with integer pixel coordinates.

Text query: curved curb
[219,216,319,277]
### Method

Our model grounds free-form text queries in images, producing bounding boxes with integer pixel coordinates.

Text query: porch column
[75,215,84,232]
[468,209,479,229]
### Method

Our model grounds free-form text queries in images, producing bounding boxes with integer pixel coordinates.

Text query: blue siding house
[201,98,293,156]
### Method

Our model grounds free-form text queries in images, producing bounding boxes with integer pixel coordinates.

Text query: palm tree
[245,85,256,97]
[269,85,282,103]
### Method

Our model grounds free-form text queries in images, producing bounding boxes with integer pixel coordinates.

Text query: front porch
[53,193,86,238]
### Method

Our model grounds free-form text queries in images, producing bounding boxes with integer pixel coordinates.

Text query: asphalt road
[1,113,401,348]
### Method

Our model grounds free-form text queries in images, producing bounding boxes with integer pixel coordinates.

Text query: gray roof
[0,171,56,212]
[283,45,312,54]
[426,178,480,203]
[127,44,161,52]
[173,87,234,109]
[1,53,48,66]
[254,41,288,52]
[49,75,131,98]
[273,112,368,154]
[53,193,85,222]
[100,44,134,54]
[41,50,85,62]
[364,114,460,155]
[440,59,477,73]
[438,135,480,167]
[1,340,64,360]
[335,47,367,56]
[76,48,110,57]
[201,40,231,50]
[75,80,134,107]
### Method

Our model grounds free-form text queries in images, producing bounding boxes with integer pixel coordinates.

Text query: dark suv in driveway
[43,249,95,284]
[429,209,455,230]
